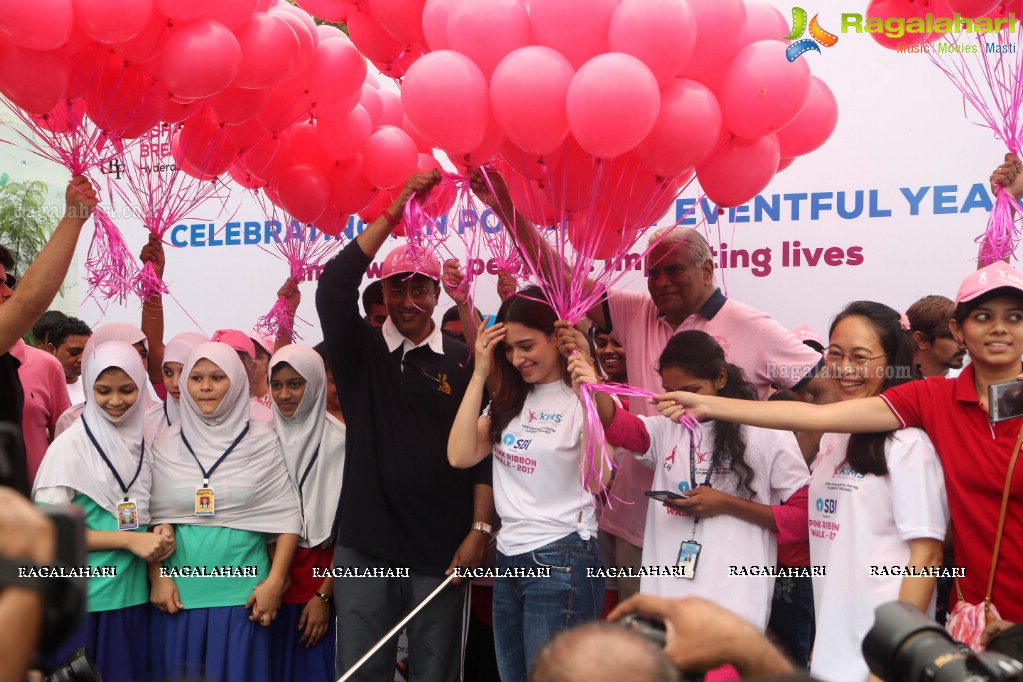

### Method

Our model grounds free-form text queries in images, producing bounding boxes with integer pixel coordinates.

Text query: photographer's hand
[608,594,795,677]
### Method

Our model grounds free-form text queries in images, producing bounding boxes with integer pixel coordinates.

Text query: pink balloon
[719,41,810,139]
[566,53,660,158]
[86,60,167,138]
[505,169,559,226]
[775,77,838,158]
[529,0,619,70]
[314,209,351,237]
[111,9,170,63]
[240,133,290,180]
[160,19,242,99]
[317,103,372,159]
[308,36,366,103]
[695,134,780,208]
[776,157,795,172]
[74,0,154,43]
[448,0,530,80]
[866,0,927,49]
[946,0,999,16]
[211,84,269,125]
[499,139,549,181]
[359,85,383,128]
[547,135,597,212]
[401,50,490,154]
[679,0,747,89]
[329,155,376,214]
[0,43,69,115]
[458,114,506,166]
[285,119,332,170]
[636,79,721,177]
[347,2,405,64]
[377,90,403,127]
[269,5,318,76]
[206,0,258,30]
[742,1,790,43]
[223,119,267,151]
[31,99,87,133]
[255,84,313,133]
[369,0,427,45]
[315,23,347,42]
[155,0,209,22]
[489,46,574,156]
[363,125,418,189]
[179,108,237,175]
[229,161,267,189]
[159,96,202,124]
[421,0,459,50]
[276,164,330,223]
[403,113,434,153]
[608,0,697,86]
[0,0,73,51]
[234,13,300,89]
[295,0,349,22]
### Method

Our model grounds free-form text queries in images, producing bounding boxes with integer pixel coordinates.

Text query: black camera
[44,648,102,682]
[864,602,1023,682]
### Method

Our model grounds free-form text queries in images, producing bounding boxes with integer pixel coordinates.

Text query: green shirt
[162,525,269,609]
[73,494,149,612]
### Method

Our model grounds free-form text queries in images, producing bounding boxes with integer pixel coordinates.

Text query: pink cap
[211,329,256,360]
[380,245,441,281]
[249,330,274,356]
[955,263,1023,304]
[791,325,824,351]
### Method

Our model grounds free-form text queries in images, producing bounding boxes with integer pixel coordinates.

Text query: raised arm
[656,392,902,434]
[274,277,301,352]
[0,177,97,353]
[139,234,166,385]
[448,320,505,468]
[441,259,483,350]
[355,170,442,259]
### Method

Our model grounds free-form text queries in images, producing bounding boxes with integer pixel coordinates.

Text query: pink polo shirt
[599,288,823,547]
[11,340,72,486]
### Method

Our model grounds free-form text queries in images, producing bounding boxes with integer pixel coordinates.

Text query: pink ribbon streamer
[83,206,140,306]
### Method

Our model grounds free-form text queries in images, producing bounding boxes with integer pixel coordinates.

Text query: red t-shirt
[282,546,333,605]
[881,364,1023,621]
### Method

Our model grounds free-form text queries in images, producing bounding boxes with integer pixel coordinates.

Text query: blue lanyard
[82,416,144,501]
[180,424,249,486]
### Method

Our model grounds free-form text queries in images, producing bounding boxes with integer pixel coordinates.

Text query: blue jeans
[493,533,605,682]
[767,574,815,669]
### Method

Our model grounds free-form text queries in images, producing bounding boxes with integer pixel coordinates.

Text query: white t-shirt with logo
[809,429,949,682]
[633,417,810,630]
[492,381,597,556]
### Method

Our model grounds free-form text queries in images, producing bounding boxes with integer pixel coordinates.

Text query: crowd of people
[3,157,1023,682]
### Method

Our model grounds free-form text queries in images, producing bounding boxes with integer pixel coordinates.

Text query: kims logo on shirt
[528,410,563,424]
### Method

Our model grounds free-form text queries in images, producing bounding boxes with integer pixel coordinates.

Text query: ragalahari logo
[785,7,839,62]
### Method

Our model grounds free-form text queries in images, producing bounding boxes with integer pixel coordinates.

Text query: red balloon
[74,0,155,44]
[269,4,317,76]
[504,169,559,226]
[111,9,170,63]
[317,103,372,160]
[206,0,258,30]
[295,0,349,22]
[608,0,697,86]
[696,134,780,208]
[946,0,1000,16]
[490,46,574,155]
[359,85,383,128]
[285,118,333,170]
[402,113,434,153]
[742,2,790,43]
[155,0,210,22]
[719,41,811,139]
[358,188,404,234]
[679,0,747,89]
[637,79,721,177]
[0,0,73,51]
[347,2,405,64]
[31,99,87,133]
[329,156,376,214]
[775,77,838,158]
[314,209,350,236]
[363,126,418,189]
[223,119,268,151]
[308,36,366,104]
[160,19,242,99]
[458,114,506,167]
[276,163,330,223]
[401,50,490,154]
[0,43,70,115]
[369,0,427,45]
[211,84,270,125]
[529,0,618,70]
[866,0,928,49]
[255,85,313,133]
[421,0,459,50]
[448,0,530,79]
[377,90,404,127]
[234,12,300,89]
[228,161,267,189]
[240,133,290,180]
[178,109,237,176]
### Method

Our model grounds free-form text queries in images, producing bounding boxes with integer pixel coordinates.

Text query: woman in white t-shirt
[659,301,950,682]
[449,286,611,682]
[571,330,810,631]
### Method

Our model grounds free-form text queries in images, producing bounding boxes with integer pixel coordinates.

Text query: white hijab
[34,342,154,522]
[149,342,301,533]
[144,331,208,437]
[269,345,345,547]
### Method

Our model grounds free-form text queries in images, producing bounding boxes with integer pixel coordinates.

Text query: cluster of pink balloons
[359,0,837,257]
[866,0,1022,49]
[0,0,448,235]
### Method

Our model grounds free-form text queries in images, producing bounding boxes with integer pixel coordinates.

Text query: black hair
[829,301,916,476]
[362,280,384,316]
[269,360,293,378]
[657,330,759,500]
[32,310,68,345]
[488,286,567,443]
[953,287,1023,325]
[0,244,12,270]
[441,305,483,327]
[48,316,92,349]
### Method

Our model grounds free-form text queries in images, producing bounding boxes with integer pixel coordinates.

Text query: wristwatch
[471,521,494,537]
[315,592,332,604]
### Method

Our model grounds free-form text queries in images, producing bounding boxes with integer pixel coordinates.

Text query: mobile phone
[645,490,683,502]
[620,614,667,646]
[484,314,497,329]
[990,380,1023,422]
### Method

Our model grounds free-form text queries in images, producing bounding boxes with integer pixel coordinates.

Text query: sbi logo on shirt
[502,433,533,451]
[816,498,837,514]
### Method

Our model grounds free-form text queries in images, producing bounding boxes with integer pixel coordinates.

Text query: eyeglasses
[385,286,434,302]
[824,347,887,367]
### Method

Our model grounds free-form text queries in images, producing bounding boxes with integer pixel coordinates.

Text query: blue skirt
[270,602,336,682]
[48,604,149,682]
[151,605,270,682]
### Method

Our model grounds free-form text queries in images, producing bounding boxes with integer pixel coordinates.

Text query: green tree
[0,179,52,278]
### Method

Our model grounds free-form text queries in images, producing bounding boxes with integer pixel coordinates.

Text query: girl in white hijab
[267,345,346,680]
[34,341,174,682]
[143,331,207,440]
[147,341,301,682]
